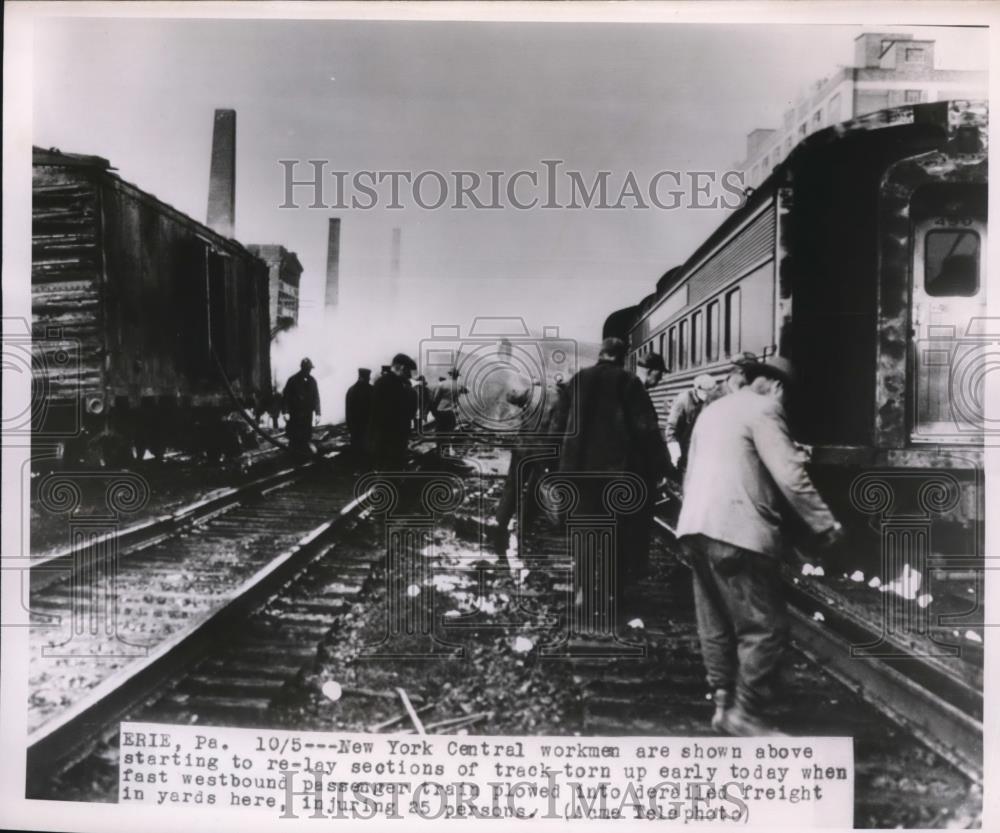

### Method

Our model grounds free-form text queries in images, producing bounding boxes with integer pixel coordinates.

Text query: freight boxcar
[32,147,272,464]
[607,100,987,557]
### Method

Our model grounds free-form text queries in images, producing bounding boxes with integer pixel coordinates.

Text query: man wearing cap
[345,368,373,463]
[677,356,844,736]
[367,353,417,470]
[637,352,667,390]
[282,358,321,456]
[665,373,718,472]
[551,337,670,628]
[707,352,759,403]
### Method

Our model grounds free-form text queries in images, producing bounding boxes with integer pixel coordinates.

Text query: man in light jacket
[665,373,717,473]
[677,356,843,736]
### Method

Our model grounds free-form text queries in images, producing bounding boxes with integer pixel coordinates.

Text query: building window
[724,288,741,356]
[827,93,841,125]
[798,123,807,140]
[707,300,720,362]
[678,320,688,369]
[905,48,924,63]
[691,311,703,366]
[668,326,677,371]
[784,137,792,155]
[925,230,980,297]
[812,110,822,129]
[658,332,665,358]
[905,89,922,104]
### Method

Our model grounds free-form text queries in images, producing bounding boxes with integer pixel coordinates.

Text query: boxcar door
[910,211,988,442]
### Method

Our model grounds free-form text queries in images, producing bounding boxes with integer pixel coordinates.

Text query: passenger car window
[925,229,980,297]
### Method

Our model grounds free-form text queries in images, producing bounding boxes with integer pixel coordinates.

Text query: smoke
[269,273,604,427]
[270,284,428,424]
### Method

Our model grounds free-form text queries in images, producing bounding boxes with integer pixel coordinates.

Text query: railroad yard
[26,431,984,827]
[15,19,991,832]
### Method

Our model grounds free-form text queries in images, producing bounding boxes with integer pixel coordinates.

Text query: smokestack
[325,218,341,309]
[390,227,401,279]
[388,227,402,307]
[207,109,236,238]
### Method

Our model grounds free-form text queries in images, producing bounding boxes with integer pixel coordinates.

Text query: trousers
[682,534,788,716]
[496,449,550,533]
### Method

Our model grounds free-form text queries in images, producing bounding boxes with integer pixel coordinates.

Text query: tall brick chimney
[390,227,401,277]
[207,109,236,238]
[388,227,401,305]
[325,218,341,309]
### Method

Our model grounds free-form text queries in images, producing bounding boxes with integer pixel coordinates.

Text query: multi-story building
[246,244,303,334]
[739,32,987,188]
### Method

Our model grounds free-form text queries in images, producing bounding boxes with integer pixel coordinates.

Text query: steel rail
[25,483,375,789]
[29,456,331,594]
[651,515,983,785]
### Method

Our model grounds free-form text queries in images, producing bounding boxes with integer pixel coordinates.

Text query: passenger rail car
[607,100,988,555]
[32,147,272,463]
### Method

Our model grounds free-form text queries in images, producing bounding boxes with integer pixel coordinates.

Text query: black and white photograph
[1,3,995,830]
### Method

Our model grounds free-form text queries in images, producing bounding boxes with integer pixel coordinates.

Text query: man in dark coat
[637,351,667,390]
[367,353,417,470]
[551,337,669,625]
[412,376,430,432]
[282,358,320,456]
[345,368,373,461]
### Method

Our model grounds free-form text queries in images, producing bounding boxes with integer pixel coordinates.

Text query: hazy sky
[33,18,988,374]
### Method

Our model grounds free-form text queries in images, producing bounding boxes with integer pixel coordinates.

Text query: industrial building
[739,32,987,187]
[246,244,303,334]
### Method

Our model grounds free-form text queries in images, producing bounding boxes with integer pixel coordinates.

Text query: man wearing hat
[665,373,718,472]
[705,352,761,405]
[677,355,844,736]
[367,353,417,470]
[551,337,670,629]
[282,358,321,456]
[636,352,667,390]
[345,368,373,463]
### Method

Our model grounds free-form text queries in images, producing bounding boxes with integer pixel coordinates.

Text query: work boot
[710,689,734,733]
[717,703,787,737]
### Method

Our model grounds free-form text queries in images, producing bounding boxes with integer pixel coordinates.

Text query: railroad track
[651,514,983,786]
[25,443,982,823]
[26,450,375,785]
